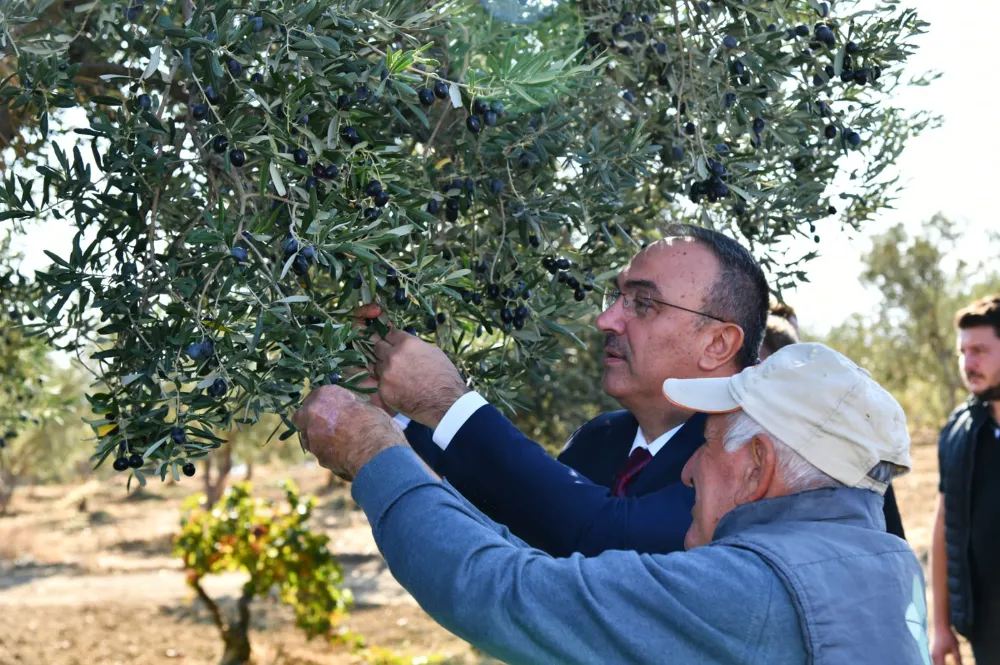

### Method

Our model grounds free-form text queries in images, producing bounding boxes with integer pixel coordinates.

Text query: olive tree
[0,0,935,480]
[0,235,86,512]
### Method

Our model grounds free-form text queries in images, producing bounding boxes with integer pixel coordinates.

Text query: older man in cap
[294,343,930,664]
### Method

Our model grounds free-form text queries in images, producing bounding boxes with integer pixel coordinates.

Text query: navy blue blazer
[404,400,907,557]
[405,404,706,557]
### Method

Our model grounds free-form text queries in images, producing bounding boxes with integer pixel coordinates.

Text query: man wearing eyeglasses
[326,223,781,557]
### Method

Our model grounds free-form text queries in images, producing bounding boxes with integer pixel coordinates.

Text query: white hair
[722,412,843,494]
[722,412,905,494]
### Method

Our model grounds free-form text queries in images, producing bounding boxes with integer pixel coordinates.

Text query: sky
[7,0,997,335]
[781,0,1000,332]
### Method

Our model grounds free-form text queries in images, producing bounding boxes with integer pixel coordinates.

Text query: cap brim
[663,376,742,414]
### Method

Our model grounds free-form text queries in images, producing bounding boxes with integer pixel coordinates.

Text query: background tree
[0,0,936,480]
[819,215,1000,435]
[198,412,301,502]
[0,234,87,513]
[511,326,618,452]
[0,235,50,432]
[174,480,352,665]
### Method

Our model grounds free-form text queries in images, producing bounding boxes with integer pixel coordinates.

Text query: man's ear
[742,434,777,503]
[697,322,745,372]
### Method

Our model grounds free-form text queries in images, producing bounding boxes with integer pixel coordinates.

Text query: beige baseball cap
[662,343,911,493]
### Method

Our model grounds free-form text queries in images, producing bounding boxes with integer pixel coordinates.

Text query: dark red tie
[611,447,653,497]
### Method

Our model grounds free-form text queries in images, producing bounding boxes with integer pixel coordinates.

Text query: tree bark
[219,628,252,665]
[191,579,254,665]
[204,444,233,506]
[203,455,213,499]
[0,444,29,517]
[219,588,253,665]
[320,470,341,495]
[0,467,19,517]
[192,579,226,633]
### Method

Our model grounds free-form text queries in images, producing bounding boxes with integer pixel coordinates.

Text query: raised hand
[373,328,469,428]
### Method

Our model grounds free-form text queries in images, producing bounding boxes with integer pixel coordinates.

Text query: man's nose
[962,353,978,374]
[681,452,698,489]
[596,299,626,336]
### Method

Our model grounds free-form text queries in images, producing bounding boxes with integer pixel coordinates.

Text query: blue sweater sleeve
[352,446,804,665]
[428,403,693,557]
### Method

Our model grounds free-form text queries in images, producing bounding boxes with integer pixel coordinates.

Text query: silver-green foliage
[0,0,935,480]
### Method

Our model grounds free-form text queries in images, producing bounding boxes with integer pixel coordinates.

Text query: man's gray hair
[722,412,841,493]
[721,412,906,494]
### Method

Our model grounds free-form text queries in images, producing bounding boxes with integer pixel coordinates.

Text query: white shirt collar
[629,423,684,458]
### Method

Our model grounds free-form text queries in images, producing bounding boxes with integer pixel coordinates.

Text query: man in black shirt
[932,295,1000,665]
[969,415,1000,658]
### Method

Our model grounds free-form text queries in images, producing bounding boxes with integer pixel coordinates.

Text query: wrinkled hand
[931,625,963,665]
[346,303,395,416]
[374,329,469,429]
[292,385,405,482]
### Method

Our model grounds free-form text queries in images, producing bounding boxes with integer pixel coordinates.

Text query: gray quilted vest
[711,488,931,665]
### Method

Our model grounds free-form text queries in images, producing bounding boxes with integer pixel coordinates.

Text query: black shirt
[970,414,1000,615]
[883,484,906,540]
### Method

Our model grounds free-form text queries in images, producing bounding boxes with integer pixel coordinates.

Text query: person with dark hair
[932,295,1000,665]
[769,300,799,333]
[760,314,799,360]
[343,224,773,557]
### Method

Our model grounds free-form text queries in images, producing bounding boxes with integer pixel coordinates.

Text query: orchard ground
[0,461,491,665]
[0,434,971,665]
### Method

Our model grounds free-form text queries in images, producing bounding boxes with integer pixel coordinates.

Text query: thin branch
[671,2,687,139]
[191,577,227,634]
[138,51,182,314]
[8,0,94,40]
[423,104,451,156]
[0,107,17,144]
[72,62,186,100]
[490,200,506,284]
[144,188,161,277]
[163,213,203,257]
[681,0,708,164]
[66,0,99,46]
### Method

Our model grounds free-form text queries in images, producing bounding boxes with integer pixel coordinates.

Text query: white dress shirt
[628,422,683,458]
[395,391,682,458]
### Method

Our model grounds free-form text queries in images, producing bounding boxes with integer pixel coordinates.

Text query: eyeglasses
[602,288,730,323]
